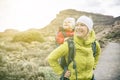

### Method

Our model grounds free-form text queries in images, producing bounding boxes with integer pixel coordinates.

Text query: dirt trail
[94,42,120,80]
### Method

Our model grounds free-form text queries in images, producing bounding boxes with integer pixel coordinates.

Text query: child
[55,17,75,45]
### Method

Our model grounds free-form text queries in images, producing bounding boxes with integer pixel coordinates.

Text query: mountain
[40,9,115,35]
[1,9,119,45]
[114,16,120,21]
[39,9,119,48]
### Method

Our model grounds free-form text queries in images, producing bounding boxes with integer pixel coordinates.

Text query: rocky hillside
[39,9,119,48]
[1,9,119,48]
[40,9,115,35]
[105,17,120,42]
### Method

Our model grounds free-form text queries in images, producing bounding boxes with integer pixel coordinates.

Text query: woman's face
[75,22,89,38]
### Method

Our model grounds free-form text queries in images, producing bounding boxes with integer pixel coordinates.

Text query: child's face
[63,20,73,29]
[75,22,89,38]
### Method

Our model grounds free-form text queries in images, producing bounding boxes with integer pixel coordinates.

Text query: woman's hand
[64,70,71,78]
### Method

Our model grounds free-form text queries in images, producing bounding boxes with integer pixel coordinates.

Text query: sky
[0,0,120,32]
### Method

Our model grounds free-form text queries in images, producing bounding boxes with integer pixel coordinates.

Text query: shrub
[105,31,120,39]
[0,61,59,80]
[12,31,45,43]
[0,53,3,65]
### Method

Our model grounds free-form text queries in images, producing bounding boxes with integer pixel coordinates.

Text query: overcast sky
[0,0,120,32]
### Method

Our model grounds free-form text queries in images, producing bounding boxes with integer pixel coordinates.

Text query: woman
[47,15,101,80]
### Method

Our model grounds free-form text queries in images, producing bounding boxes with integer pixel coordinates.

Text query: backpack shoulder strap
[67,37,75,65]
[60,38,78,80]
[59,38,74,69]
[92,41,97,57]
[60,38,75,80]
[67,38,78,80]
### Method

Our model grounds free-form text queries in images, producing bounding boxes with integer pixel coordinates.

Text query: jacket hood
[74,30,96,45]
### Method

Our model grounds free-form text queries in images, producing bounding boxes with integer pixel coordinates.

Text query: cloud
[85,0,102,7]
[78,0,120,17]
[112,0,120,6]
[0,0,120,31]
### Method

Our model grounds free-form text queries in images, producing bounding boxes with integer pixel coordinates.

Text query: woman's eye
[81,24,85,26]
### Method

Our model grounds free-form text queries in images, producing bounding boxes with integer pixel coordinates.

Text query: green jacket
[48,30,101,80]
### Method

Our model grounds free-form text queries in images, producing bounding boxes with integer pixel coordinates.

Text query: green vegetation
[0,29,58,80]
[105,31,120,39]
[12,30,45,43]
[0,62,59,80]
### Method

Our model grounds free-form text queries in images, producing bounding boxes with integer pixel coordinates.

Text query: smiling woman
[0,0,56,32]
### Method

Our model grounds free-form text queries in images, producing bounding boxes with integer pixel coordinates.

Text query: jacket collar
[74,30,96,45]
